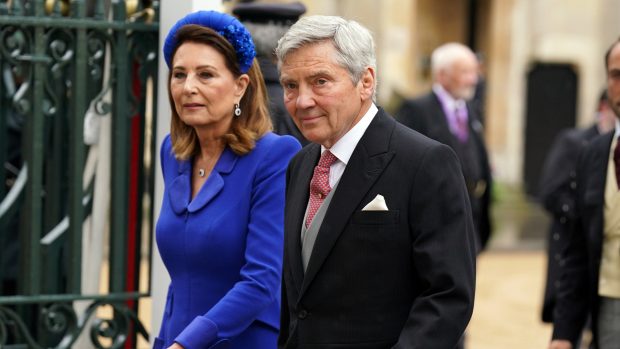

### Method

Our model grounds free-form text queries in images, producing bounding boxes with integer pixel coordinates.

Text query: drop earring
[234,103,241,117]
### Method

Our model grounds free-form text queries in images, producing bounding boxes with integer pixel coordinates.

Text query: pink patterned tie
[305,150,338,228]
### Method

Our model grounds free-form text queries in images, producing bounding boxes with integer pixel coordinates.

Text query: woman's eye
[199,71,213,79]
[173,72,186,79]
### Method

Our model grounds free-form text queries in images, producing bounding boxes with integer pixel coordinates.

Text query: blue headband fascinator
[163,10,256,73]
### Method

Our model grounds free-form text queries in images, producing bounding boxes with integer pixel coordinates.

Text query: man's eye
[316,79,328,85]
[285,83,297,90]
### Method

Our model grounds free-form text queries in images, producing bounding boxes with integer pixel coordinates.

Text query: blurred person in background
[550,38,620,349]
[539,90,615,327]
[154,10,300,349]
[396,42,493,254]
[233,0,308,146]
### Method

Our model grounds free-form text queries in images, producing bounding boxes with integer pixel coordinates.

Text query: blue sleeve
[175,135,301,348]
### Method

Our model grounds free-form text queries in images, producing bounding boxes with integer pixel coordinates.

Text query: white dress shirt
[320,103,378,187]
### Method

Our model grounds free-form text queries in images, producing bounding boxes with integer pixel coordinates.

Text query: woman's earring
[234,103,241,117]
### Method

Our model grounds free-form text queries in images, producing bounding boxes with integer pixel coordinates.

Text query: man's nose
[296,85,315,109]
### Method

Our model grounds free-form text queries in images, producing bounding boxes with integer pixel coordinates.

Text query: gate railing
[0,0,159,347]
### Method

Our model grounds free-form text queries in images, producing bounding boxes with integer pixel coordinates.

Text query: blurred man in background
[396,42,493,253]
[539,90,615,327]
[550,38,620,349]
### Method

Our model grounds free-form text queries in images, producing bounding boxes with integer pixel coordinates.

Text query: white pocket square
[362,194,389,211]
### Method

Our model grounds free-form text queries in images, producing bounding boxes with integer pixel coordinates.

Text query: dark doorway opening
[523,63,578,197]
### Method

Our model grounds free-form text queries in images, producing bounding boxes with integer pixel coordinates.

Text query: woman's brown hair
[168,24,272,160]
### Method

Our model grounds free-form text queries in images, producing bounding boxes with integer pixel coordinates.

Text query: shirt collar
[615,118,620,138]
[321,103,378,165]
[433,83,466,110]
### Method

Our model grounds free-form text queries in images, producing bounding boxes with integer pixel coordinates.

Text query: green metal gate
[0,0,159,347]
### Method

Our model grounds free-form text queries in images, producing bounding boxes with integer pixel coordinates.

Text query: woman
[154,11,301,349]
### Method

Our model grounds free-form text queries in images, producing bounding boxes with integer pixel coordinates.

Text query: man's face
[279,41,374,148]
[438,53,479,101]
[607,43,620,119]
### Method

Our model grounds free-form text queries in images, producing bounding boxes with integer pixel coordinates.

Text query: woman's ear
[235,74,250,98]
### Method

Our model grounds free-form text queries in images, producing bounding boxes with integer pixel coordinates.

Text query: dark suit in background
[538,125,599,323]
[552,132,613,347]
[396,92,493,251]
[259,56,307,145]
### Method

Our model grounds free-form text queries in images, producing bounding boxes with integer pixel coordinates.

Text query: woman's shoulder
[161,133,173,153]
[255,132,302,154]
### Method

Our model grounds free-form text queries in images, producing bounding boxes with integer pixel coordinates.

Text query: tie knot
[318,150,338,169]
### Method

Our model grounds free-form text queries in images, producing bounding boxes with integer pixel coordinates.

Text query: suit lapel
[298,109,396,299]
[287,145,320,293]
[428,92,458,147]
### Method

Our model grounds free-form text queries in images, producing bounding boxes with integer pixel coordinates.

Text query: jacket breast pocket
[351,210,399,225]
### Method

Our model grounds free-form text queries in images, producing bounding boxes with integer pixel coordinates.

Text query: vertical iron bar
[0,65,6,200]
[0,61,7,295]
[52,0,62,16]
[0,0,8,15]
[21,0,46,296]
[10,0,23,15]
[110,0,128,293]
[94,0,105,19]
[67,0,87,295]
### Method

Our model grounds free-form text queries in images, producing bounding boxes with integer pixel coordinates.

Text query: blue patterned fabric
[163,10,256,73]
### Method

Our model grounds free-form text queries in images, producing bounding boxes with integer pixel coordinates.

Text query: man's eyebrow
[280,70,332,84]
[279,76,294,85]
[308,70,332,79]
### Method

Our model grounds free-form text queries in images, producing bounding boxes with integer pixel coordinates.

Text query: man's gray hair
[431,42,476,79]
[275,15,377,97]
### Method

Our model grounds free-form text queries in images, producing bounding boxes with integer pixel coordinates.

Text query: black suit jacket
[396,92,493,250]
[279,108,477,349]
[259,57,308,146]
[538,125,599,322]
[552,131,613,347]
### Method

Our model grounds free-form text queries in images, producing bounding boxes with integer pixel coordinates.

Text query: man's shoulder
[390,118,449,155]
[401,91,437,109]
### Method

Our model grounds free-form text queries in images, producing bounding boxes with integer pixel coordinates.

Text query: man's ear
[359,67,375,101]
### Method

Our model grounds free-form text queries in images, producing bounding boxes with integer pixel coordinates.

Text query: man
[539,90,616,325]
[396,43,493,252]
[232,0,308,146]
[550,39,620,349]
[276,15,477,348]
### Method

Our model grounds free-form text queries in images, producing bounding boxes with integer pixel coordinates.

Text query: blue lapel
[168,147,238,214]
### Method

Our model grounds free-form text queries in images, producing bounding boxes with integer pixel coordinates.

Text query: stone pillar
[151,0,223,344]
